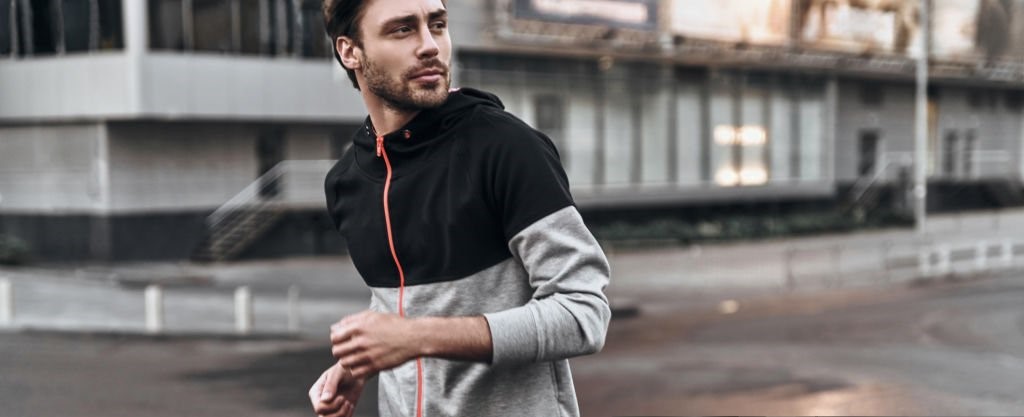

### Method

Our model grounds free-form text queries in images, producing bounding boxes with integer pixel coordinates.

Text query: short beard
[362,53,451,112]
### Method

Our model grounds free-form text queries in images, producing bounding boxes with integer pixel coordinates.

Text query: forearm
[412,315,493,363]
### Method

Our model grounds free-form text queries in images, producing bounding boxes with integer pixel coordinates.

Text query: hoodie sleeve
[479,115,611,365]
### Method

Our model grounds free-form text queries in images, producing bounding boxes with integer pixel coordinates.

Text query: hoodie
[324,88,611,417]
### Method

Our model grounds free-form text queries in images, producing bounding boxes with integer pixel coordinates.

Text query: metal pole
[914,0,930,233]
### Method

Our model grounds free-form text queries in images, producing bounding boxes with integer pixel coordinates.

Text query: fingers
[314,396,350,416]
[330,311,368,344]
[320,363,344,402]
[349,365,375,380]
[330,323,350,345]
[331,339,360,360]
[319,401,354,417]
[309,370,328,408]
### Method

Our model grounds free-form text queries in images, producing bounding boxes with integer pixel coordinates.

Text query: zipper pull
[376,135,384,158]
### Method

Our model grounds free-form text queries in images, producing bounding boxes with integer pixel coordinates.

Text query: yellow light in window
[714,125,737,145]
[739,167,768,185]
[715,167,740,187]
[738,126,767,146]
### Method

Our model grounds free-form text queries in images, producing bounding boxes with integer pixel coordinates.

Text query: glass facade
[148,0,330,59]
[3,0,123,56]
[459,53,832,193]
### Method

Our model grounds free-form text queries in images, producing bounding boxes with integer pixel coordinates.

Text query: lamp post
[914,0,930,233]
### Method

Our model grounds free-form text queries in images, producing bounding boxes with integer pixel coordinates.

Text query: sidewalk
[2,208,1023,336]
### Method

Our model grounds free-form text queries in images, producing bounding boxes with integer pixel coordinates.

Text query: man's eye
[393,26,412,34]
[430,21,447,30]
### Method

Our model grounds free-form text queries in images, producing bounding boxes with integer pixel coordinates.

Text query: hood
[351,88,504,176]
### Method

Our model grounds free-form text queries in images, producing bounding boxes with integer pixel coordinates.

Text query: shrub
[0,234,31,266]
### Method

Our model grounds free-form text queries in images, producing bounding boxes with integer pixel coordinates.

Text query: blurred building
[2,0,1024,262]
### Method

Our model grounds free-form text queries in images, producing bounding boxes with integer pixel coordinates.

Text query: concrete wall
[0,123,106,213]
[933,87,1022,180]
[835,81,1024,183]
[834,80,916,183]
[138,54,365,121]
[0,54,135,119]
[0,53,365,123]
[285,127,332,161]
[106,122,258,212]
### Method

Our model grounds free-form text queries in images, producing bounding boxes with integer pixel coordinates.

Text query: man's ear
[336,36,361,71]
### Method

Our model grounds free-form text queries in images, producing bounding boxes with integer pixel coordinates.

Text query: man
[310,0,611,416]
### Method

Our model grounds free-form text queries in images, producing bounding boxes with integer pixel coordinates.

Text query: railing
[847,151,913,206]
[206,160,337,229]
[197,160,338,261]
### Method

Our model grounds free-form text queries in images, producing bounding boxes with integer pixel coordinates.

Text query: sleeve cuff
[483,306,541,365]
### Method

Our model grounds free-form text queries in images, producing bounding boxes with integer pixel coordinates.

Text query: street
[3,272,1024,416]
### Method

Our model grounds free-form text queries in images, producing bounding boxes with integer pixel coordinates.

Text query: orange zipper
[377,134,425,417]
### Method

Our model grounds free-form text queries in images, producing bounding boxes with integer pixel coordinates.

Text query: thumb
[320,363,344,402]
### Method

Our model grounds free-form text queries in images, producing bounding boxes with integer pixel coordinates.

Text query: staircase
[842,152,913,218]
[192,160,336,262]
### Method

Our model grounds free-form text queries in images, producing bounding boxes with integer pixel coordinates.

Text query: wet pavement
[4,273,1024,416]
[3,209,1024,415]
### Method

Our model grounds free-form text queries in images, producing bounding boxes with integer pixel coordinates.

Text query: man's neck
[365,95,420,136]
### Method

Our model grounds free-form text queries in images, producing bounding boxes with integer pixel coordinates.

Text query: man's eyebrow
[428,9,448,21]
[380,9,448,31]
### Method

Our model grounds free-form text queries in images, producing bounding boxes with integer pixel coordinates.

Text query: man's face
[356,0,452,111]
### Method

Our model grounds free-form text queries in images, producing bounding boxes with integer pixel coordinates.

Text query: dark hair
[323,0,368,90]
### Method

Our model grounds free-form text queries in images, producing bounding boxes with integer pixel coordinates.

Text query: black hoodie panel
[324,88,574,288]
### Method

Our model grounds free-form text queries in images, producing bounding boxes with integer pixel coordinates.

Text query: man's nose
[416,27,440,59]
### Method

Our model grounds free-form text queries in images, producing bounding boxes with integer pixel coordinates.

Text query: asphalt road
[3,273,1024,416]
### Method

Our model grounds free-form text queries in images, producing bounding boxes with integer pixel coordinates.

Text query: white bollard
[936,245,951,276]
[235,286,253,335]
[1002,239,1014,268]
[0,278,13,325]
[975,241,988,272]
[287,285,301,333]
[144,285,164,334]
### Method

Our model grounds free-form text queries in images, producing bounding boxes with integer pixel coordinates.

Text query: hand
[331,310,422,379]
[308,361,365,417]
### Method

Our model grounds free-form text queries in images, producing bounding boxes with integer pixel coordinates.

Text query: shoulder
[460,106,561,161]
[324,144,356,186]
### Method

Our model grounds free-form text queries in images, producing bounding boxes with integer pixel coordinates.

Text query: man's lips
[409,68,446,82]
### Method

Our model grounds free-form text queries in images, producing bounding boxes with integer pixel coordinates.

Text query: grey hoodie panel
[484,206,612,365]
[367,206,610,417]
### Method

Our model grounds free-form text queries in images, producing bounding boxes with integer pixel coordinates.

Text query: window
[61,0,90,52]
[858,130,879,177]
[145,0,325,58]
[963,130,976,178]
[28,0,57,55]
[942,130,958,177]
[534,94,567,165]
[300,0,329,58]
[710,89,736,186]
[270,0,296,56]
[97,0,123,49]
[7,0,123,56]
[738,89,768,186]
[149,0,184,50]
[192,0,231,52]
[238,0,261,54]
[257,128,285,198]
[1,0,11,55]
